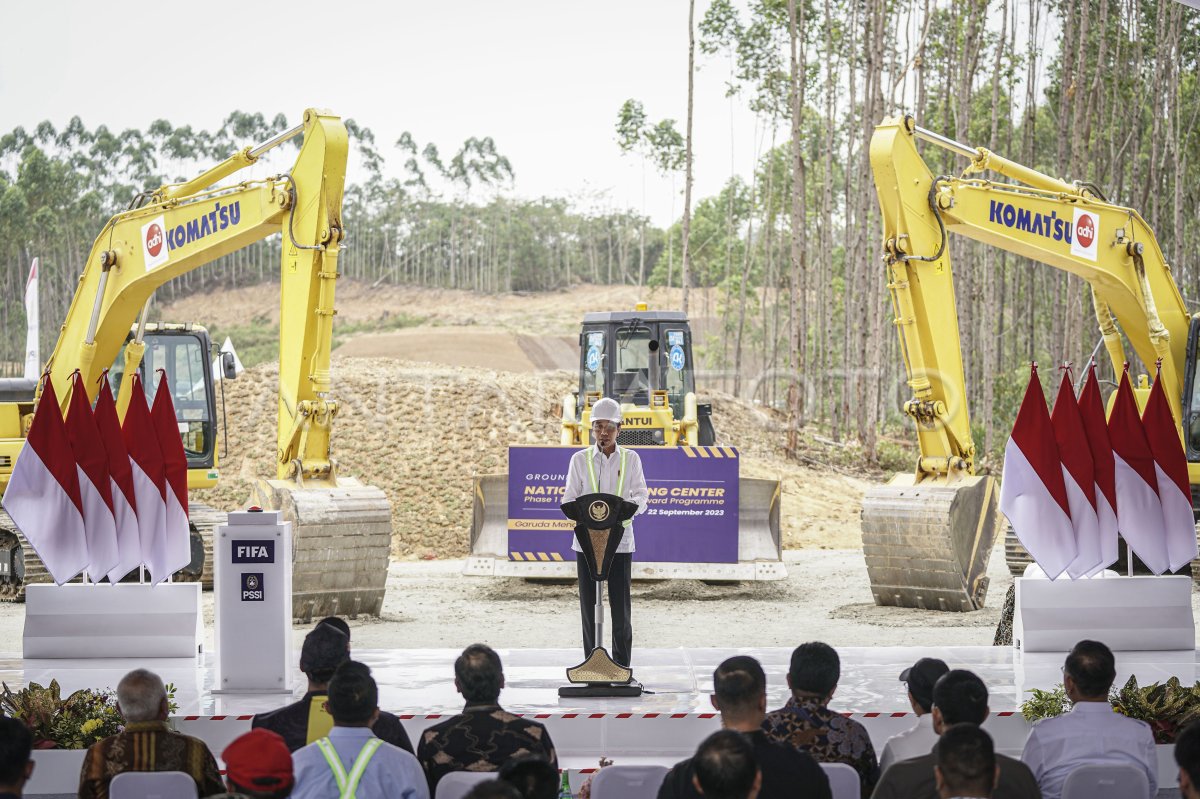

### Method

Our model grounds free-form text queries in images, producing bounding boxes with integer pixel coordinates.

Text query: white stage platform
[6,645,1195,795]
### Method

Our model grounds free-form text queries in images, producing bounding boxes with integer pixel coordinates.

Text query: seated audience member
[879,657,950,773]
[1175,721,1200,799]
[871,670,1038,799]
[660,656,830,799]
[692,730,761,799]
[1020,640,1155,799]
[498,756,559,799]
[935,724,999,799]
[253,622,413,753]
[291,661,427,799]
[209,729,294,799]
[763,641,879,794]
[0,716,34,799]
[79,668,224,798]
[418,644,558,795]
[465,783,524,799]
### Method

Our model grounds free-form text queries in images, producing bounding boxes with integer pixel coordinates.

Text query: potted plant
[1020,675,1200,787]
[1,680,125,794]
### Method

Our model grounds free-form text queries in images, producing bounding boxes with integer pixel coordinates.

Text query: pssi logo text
[241,572,264,602]
[232,540,275,564]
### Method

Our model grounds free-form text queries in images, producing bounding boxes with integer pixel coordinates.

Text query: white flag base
[23,582,201,659]
[1014,574,1195,652]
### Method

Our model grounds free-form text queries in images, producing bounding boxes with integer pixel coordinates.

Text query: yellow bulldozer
[865,115,1200,610]
[0,109,391,621]
[468,304,784,580]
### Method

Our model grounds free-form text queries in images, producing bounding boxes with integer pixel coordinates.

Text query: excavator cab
[106,324,219,481]
[571,309,715,447]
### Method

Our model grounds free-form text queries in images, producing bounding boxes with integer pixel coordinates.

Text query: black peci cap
[300,624,350,675]
[899,657,950,711]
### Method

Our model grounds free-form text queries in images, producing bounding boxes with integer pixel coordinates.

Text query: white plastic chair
[109,770,199,799]
[590,764,670,799]
[436,770,498,799]
[1060,763,1150,799]
[819,762,861,799]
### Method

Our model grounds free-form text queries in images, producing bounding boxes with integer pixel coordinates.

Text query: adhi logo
[140,215,170,270]
[1070,207,1099,262]
[145,223,164,257]
[1075,214,1095,249]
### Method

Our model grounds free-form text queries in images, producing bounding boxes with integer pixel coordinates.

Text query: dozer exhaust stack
[860,473,998,611]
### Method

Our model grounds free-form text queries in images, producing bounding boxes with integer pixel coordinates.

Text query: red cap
[222,729,293,792]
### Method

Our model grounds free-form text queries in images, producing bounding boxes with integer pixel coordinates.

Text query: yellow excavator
[866,115,1199,611]
[0,108,391,621]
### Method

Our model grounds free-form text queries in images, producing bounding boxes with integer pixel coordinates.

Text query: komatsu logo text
[166,200,242,251]
[988,200,1074,244]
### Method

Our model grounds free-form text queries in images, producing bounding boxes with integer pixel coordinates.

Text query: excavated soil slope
[199,357,870,557]
[177,282,876,557]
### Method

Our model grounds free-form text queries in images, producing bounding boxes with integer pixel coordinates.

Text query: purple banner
[506,446,740,563]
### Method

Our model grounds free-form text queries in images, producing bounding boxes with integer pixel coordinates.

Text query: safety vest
[585,446,631,529]
[315,736,384,799]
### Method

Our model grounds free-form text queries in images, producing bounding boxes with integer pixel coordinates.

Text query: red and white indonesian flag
[1,377,88,584]
[1142,364,1197,572]
[1000,364,1077,579]
[64,371,119,581]
[1078,364,1119,574]
[94,378,142,583]
[150,371,191,579]
[1109,366,1169,574]
[122,373,169,583]
[1050,370,1102,578]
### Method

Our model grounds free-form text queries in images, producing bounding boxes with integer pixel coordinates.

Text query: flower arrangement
[0,680,123,750]
[1019,675,1200,744]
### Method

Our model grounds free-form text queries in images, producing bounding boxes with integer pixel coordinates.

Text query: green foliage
[207,312,425,369]
[205,315,278,370]
[1020,685,1072,723]
[0,680,123,750]
[1111,675,1200,745]
[1020,677,1200,745]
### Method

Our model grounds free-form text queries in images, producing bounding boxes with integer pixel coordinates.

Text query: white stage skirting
[6,645,1194,795]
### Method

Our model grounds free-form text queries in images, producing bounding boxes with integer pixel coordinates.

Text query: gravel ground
[0,544,1017,653]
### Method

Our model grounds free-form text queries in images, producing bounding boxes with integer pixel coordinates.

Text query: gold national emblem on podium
[588,501,610,522]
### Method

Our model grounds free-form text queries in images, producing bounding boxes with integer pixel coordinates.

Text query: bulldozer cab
[578,310,696,440]
[106,325,219,481]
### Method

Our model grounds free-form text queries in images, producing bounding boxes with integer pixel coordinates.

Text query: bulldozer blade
[861,473,998,612]
[252,477,392,623]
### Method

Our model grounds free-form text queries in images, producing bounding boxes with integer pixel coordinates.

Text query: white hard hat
[591,397,622,424]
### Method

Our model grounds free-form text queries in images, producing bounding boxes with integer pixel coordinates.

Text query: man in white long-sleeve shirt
[1020,639,1156,799]
[562,397,648,667]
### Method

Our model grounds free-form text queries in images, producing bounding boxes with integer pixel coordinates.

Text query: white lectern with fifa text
[215,508,293,692]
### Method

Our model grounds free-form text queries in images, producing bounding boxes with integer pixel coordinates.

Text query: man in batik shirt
[763,641,879,795]
[79,669,224,799]
[417,645,557,796]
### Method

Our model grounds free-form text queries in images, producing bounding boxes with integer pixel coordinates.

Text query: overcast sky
[2,0,768,227]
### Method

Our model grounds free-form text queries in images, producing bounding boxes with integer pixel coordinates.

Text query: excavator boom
[866,115,1194,610]
[3,110,390,619]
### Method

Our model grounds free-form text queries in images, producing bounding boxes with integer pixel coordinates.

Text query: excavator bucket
[860,473,998,611]
[468,473,784,580]
[251,477,392,622]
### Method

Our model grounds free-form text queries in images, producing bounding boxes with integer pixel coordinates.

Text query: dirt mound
[333,327,577,372]
[198,356,872,556]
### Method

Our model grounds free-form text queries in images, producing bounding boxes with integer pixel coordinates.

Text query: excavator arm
[864,115,1193,611]
[10,109,390,619]
[45,108,349,486]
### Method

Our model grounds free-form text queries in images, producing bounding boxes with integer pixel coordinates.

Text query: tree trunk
[680,0,697,315]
